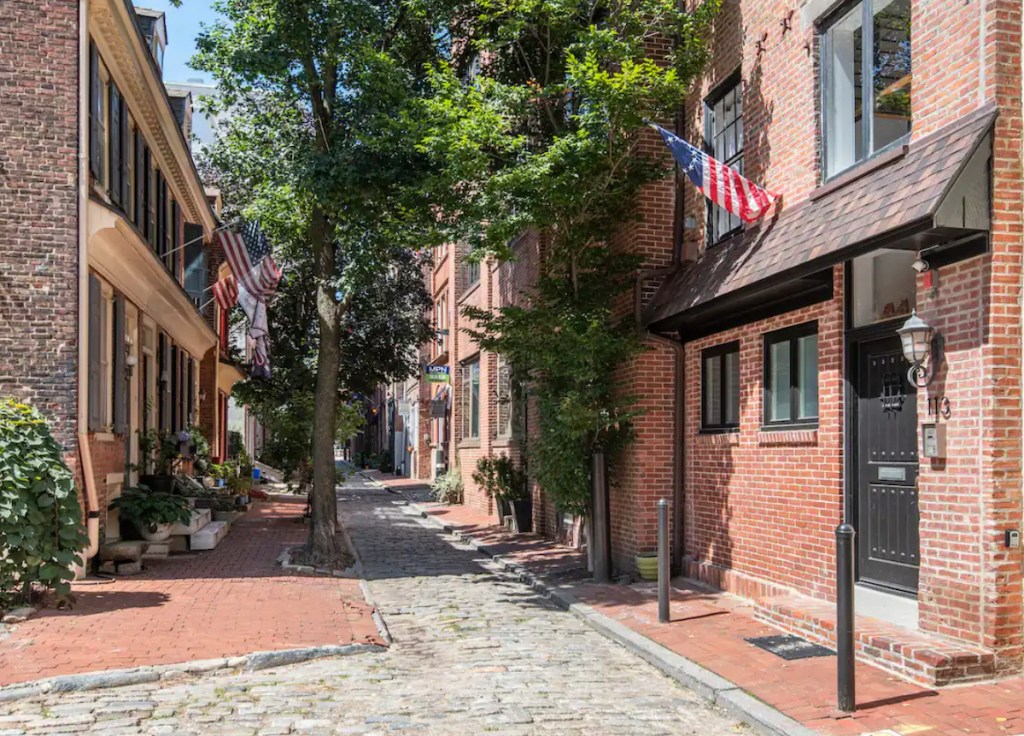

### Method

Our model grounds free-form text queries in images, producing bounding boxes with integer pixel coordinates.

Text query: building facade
[0,1,235,566]
[387,0,1024,687]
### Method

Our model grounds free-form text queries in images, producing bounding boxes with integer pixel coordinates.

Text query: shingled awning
[646,104,996,337]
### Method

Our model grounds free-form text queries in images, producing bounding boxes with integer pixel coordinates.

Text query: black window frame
[819,0,912,181]
[462,257,481,292]
[762,321,819,429]
[703,70,744,245]
[700,340,741,432]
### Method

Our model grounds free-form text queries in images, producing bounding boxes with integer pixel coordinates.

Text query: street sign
[425,365,450,383]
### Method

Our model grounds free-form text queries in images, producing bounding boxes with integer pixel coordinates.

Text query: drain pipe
[78,0,100,564]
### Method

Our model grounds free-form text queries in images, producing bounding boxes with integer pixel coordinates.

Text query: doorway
[849,329,920,595]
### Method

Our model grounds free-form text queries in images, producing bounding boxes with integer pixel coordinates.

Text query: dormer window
[134,7,168,75]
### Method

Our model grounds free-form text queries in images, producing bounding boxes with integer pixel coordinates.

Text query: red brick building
[392,0,1024,687]
[0,1,238,567]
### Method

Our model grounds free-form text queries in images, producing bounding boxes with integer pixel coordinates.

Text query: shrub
[431,470,464,505]
[0,398,87,608]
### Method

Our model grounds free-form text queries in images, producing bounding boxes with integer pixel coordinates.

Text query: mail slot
[922,422,946,459]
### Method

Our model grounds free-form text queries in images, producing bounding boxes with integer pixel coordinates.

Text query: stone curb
[390,490,819,736]
[338,478,394,646]
[0,644,386,704]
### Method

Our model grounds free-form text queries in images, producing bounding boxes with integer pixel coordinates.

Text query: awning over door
[646,104,996,338]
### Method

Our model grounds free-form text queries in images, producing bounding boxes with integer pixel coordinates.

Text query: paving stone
[0,476,744,735]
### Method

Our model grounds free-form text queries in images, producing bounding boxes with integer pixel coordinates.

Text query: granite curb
[0,643,386,704]
[381,482,820,736]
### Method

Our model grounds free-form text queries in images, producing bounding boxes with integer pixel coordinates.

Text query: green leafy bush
[472,456,528,502]
[431,470,464,505]
[112,486,191,534]
[0,398,87,608]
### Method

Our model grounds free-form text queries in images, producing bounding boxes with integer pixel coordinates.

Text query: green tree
[194,0,446,564]
[424,0,719,513]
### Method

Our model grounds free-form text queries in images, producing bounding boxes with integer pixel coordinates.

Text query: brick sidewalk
[0,498,382,687]
[388,488,1024,736]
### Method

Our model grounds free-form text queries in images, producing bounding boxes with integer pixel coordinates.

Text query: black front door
[854,334,919,594]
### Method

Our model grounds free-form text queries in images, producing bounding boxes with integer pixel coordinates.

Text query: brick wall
[87,435,126,541]
[0,0,80,452]
[681,267,845,600]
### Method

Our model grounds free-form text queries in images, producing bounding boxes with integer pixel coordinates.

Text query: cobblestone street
[0,476,746,735]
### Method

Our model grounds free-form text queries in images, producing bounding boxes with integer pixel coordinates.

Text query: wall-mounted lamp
[897,310,938,387]
[126,355,138,368]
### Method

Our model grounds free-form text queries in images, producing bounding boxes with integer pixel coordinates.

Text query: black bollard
[836,523,856,712]
[658,499,670,623]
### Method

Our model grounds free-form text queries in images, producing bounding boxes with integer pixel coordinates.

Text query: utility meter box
[921,422,946,459]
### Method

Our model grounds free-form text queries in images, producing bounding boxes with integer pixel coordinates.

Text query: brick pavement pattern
[0,498,380,686]
[0,476,746,735]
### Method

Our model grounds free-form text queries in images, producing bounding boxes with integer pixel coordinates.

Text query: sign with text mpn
[425,365,450,383]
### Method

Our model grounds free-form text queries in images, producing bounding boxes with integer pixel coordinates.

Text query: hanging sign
[425,365,450,383]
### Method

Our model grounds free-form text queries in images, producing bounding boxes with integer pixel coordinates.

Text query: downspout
[78,0,100,564]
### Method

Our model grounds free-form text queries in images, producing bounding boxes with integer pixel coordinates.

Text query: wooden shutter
[159,335,172,432]
[147,153,157,247]
[88,44,102,181]
[119,97,130,208]
[169,198,180,277]
[112,295,127,434]
[87,275,103,431]
[134,132,145,226]
[186,359,195,428]
[108,84,121,207]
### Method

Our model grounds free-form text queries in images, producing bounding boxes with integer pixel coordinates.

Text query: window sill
[694,431,740,446]
[757,426,818,445]
[812,143,908,202]
[458,439,481,450]
[91,431,117,443]
[493,437,514,448]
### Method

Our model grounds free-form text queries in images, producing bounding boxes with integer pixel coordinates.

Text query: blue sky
[139,0,221,84]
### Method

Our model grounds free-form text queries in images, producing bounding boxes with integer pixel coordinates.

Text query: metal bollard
[836,523,856,712]
[658,498,670,623]
[591,450,610,583]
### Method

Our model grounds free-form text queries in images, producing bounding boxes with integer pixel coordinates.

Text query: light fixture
[912,255,930,274]
[896,310,936,387]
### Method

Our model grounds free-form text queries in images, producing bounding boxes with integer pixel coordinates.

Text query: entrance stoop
[756,592,995,687]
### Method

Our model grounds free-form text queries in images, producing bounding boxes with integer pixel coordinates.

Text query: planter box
[510,498,533,534]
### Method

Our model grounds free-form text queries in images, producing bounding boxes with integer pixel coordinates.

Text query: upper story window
[822,0,911,179]
[461,357,480,440]
[496,355,513,439]
[704,74,743,244]
[462,257,480,292]
[88,44,107,185]
[434,291,449,357]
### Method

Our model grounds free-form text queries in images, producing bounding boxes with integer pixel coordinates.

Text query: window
[702,341,740,430]
[822,0,911,178]
[763,323,819,427]
[704,74,744,243]
[434,292,448,357]
[496,355,513,438]
[460,358,480,440]
[462,256,480,292]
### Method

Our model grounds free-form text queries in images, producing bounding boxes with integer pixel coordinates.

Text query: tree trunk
[307,206,341,565]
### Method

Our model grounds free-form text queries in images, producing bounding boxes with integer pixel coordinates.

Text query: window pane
[798,335,819,419]
[724,351,740,425]
[769,341,791,422]
[470,362,480,437]
[872,0,911,152]
[704,355,721,426]
[825,2,865,177]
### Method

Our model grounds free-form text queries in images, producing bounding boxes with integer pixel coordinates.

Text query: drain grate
[745,634,835,660]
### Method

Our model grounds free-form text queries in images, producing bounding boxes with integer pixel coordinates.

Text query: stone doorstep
[168,508,213,537]
[754,593,995,687]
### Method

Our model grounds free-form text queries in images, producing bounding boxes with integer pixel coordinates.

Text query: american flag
[216,221,282,300]
[212,273,238,311]
[653,124,779,224]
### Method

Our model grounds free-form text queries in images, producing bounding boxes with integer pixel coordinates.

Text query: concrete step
[142,541,171,559]
[168,508,212,536]
[190,521,229,551]
[99,541,144,563]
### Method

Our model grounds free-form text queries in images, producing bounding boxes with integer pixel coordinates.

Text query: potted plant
[112,486,191,542]
[635,554,659,582]
[137,429,183,494]
[473,455,531,532]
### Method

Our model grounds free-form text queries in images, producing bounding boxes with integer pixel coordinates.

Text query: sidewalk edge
[396,493,819,736]
[0,644,386,703]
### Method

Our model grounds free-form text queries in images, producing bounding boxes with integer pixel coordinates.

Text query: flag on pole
[216,221,282,300]
[212,273,238,311]
[651,124,779,224]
